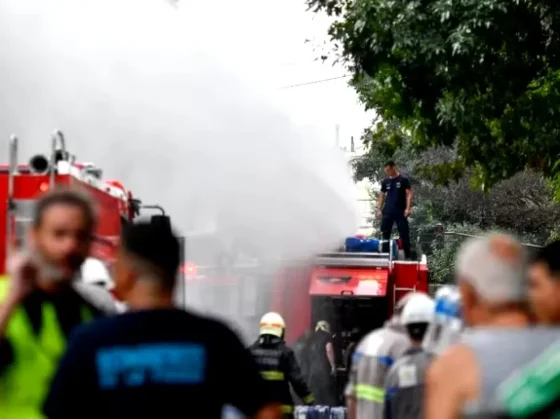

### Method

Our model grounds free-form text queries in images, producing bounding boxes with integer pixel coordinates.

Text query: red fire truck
[270,240,429,344]
[182,233,429,347]
[0,130,174,292]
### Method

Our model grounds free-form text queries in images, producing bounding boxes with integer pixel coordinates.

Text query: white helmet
[80,258,114,291]
[395,291,426,315]
[401,293,435,325]
[259,312,285,338]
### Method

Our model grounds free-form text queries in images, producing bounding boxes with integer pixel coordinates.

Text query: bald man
[425,233,559,418]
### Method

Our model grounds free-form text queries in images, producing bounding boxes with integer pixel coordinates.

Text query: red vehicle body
[182,235,429,346]
[271,242,429,344]
[0,131,138,279]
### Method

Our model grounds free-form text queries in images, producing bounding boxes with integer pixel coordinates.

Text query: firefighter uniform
[385,348,433,419]
[0,278,97,419]
[345,317,410,419]
[384,293,435,419]
[249,312,314,417]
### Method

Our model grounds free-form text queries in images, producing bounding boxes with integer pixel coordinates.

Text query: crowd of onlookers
[0,186,558,418]
[341,232,560,418]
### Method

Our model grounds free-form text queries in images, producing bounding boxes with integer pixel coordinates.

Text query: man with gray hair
[425,232,559,418]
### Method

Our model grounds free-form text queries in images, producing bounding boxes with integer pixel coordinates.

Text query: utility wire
[279,75,350,89]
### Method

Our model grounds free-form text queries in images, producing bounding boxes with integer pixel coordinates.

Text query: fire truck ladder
[49,130,67,188]
[6,130,68,252]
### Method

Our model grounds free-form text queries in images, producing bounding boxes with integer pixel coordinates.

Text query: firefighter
[291,329,313,404]
[346,293,418,419]
[0,189,104,419]
[384,293,435,419]
[377,161,413,259]
[308,320,338,406]
[422,285,463,356]
[249,312,314,418]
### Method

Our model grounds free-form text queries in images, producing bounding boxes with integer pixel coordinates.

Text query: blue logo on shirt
[96,343,206,389]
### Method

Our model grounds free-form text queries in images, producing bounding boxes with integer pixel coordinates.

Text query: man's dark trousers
[380,211,411,259]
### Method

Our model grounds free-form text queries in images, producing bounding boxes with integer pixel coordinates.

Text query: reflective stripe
[260,322,284,328]
[281,405,293,413]
[355,384,385,403]
[261,370,284,380]
[303,394,314,404]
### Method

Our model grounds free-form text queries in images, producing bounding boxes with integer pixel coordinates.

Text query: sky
[177,0,372,148]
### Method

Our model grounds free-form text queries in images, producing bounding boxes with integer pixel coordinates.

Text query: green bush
[428,224,483,285]
[427,224,544,285]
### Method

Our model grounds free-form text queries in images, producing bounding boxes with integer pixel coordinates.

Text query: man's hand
[6,251,37,304]
[376,208,382,218]
[404,208,412,217]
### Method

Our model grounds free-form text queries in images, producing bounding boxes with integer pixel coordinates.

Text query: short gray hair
[455,232,528,303]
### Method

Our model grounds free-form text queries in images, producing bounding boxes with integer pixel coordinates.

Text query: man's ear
[458,280,478,326]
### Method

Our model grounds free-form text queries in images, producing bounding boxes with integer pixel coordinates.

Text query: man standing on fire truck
[377,161,413,260]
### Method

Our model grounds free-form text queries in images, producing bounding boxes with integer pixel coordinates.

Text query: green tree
[353,133,560,244]
[308,0,560,190]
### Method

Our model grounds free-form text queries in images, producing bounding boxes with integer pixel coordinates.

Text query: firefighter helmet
[401,293,435,325]
[315,320,331,333]
[259,312,285,338]
[396,291,426,314]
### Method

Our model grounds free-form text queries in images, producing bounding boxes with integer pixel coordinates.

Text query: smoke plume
[0,0,358,341]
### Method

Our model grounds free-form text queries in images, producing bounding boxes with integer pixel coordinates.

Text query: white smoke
[0,0,358,340]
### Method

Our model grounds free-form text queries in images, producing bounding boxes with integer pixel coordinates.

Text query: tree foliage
[308,0,560,189]
[353,134,560,243]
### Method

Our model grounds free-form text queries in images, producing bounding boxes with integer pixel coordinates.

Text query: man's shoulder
[70,308,236,347]
[387,355,410,383]
[358,326,408,352]
[397,175,411,185]
[280,341,295,355]
[390,351,424,373]
[356,328,387,353]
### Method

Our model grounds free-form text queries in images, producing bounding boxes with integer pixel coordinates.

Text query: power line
[278,75,350,89]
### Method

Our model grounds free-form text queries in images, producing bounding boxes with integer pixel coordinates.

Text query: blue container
[330,407,347,419]
[345,237,381,253]
[345,237,400,260]
[390,240,399,260]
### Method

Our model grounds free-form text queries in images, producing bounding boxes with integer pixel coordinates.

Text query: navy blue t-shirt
[43,308,270,419]
[380,175,411,214]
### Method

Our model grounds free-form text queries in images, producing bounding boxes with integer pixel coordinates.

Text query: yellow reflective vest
[0,278,94,419]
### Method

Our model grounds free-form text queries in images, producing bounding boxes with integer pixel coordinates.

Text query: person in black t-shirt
[377,161,413,259]
[43,221,281,419]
